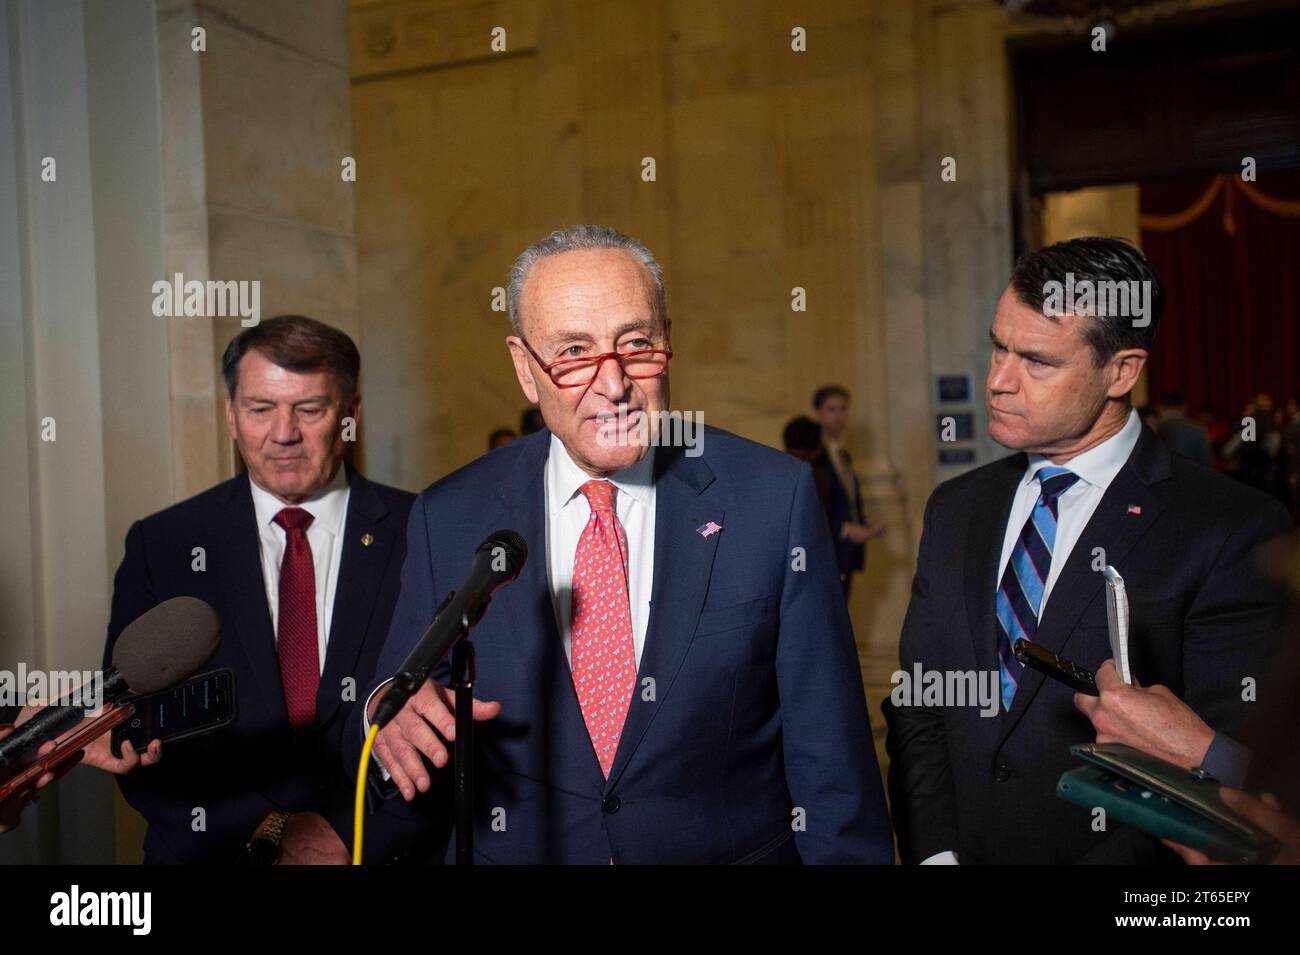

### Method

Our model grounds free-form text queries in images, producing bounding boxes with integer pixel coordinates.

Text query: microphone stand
[380,588,494,866]
[451,597,486,866]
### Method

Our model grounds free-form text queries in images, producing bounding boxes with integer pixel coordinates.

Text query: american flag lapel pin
[696,520,722,539]
[1126,505,1142,515]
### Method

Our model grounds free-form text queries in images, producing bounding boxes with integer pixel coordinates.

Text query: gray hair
[506,224,668,338]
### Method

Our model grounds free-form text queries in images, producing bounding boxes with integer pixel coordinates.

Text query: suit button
[602,795,621,814]
[994,764,1012,782]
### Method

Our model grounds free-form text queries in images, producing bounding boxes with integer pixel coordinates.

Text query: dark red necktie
[274,507,319,730]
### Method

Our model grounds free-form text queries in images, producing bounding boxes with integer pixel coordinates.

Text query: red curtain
[1140,168,1300,424]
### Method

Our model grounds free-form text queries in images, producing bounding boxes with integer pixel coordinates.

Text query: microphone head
[112,596,221,693]
[478,530,528,581]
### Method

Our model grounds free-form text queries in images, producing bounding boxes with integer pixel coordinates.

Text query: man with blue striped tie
[995,465,1081,711]
[884,237,1290,865]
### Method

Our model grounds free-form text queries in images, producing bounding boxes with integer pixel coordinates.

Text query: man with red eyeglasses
[351,225,893,864]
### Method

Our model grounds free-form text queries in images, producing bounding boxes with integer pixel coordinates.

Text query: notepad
[1102,565,1132,683]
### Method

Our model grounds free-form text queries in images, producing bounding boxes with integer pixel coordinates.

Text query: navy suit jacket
[884,426,1291,864]
[354,426,893,864]
[104,467,413,863]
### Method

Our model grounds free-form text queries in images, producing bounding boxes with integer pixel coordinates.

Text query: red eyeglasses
[519,337,673,389]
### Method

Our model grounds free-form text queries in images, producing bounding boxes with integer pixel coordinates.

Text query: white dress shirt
[248,465,351,675]
[923,408,1141,866]
[994,408,1141,619]
[545,433,656,668]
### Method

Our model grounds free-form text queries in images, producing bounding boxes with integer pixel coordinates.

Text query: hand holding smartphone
[110,668,237,758]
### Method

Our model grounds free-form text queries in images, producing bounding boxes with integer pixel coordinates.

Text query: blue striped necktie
[995,466,1080,710]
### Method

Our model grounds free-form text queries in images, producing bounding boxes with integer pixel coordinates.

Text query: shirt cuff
[1199,733,1252,790]
[920,850,959,865]
[362,678,395,783]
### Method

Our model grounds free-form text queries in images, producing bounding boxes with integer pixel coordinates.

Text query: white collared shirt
[994,408,1142,618]
[544,433,657,668]
[248,465,351,674]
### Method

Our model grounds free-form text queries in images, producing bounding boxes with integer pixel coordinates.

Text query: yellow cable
[352,722,381,866]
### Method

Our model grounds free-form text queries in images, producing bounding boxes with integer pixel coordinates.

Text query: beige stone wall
[159,0,360,495]
[350,0,902,487]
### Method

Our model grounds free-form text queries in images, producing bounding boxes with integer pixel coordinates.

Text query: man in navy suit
[884,238,1290,864]
[104,316,414,863]
[812,386,883,598]
[354,225,892,864]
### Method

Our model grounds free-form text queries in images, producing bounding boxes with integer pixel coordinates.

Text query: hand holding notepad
[1102,565,1133,684]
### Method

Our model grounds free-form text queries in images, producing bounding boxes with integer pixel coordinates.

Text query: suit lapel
[999,427,1171,741]
[965,454,1025,675]
[317,469,396,726]
[211,477,287,726]
[606,445,720,789]
[494,430,606,792]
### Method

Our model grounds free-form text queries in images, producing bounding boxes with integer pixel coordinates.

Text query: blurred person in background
[812,386,884,597]
[488,427,517,451]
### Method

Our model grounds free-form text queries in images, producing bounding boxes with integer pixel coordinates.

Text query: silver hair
[506,224,668,338]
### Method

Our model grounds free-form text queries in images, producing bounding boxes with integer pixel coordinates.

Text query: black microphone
[373,530,526,729]
[0,596,221,771]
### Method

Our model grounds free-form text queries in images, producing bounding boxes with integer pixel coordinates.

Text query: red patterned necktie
[569,479,637,779]
[274,507,319,730]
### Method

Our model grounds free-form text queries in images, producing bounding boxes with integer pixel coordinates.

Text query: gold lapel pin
[361,533,374,547]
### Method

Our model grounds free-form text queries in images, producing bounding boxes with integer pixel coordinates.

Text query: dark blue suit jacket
[355,426,893,864]
[104,467,413,863]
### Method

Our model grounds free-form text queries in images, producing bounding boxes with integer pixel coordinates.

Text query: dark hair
[1010,237,1164,365]
[812,385,850,410]
[221,315,360,399]
[488,427,517,450]
[519,407,546,435]
[783,416,823,453]
[1164,391,1187,407]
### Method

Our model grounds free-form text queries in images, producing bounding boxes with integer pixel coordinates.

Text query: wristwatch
[242,810,291,865]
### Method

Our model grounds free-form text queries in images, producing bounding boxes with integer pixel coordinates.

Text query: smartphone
[110,668,237,757]
[1013,638,1099,696]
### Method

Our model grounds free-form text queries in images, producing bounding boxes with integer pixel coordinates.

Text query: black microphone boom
[373,530,526,728]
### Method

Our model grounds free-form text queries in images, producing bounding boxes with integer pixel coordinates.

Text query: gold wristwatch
[243,810,291,865]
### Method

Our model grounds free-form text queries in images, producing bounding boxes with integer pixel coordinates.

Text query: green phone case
[1056,742,1279,864]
